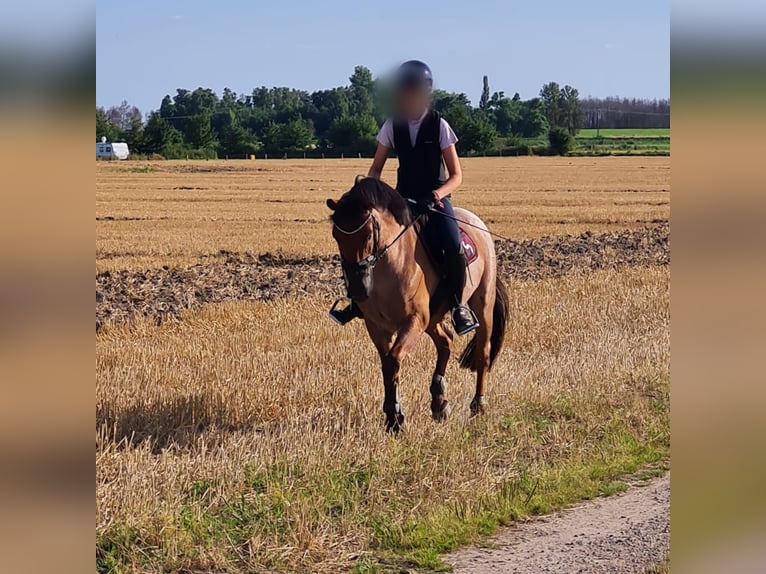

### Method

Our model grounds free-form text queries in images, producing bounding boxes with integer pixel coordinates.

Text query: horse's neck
[379,225,428,287]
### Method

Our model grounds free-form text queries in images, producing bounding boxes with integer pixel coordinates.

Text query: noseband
[333,211,415,272]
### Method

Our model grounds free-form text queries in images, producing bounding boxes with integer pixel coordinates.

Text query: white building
[96,136,130,160]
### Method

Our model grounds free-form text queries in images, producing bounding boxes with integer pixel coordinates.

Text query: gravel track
[445,474,670,574]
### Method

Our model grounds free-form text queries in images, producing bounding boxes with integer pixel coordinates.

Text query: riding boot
[329,298,363,325]
[445,252,479,336]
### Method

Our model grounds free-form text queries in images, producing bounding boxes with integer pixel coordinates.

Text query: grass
[96,265,669,573]
[96,157,670,272]
[573,129,670,156]
[96,158,670,572]
[645,556,671,573]
[578,128,670,138]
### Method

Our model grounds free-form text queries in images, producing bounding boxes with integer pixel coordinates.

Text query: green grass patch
[493,128,670,156]
[97,376,669,573]
[578,128,670,138]
[121,165,156,173]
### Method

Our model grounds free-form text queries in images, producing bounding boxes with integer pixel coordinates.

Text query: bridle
[333,211,417,273]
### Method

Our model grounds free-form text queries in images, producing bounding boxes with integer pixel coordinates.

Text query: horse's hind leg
[426,321,453,421]
[468,293,494,417]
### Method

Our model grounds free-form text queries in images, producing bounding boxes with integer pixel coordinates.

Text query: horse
[326,177,509,432]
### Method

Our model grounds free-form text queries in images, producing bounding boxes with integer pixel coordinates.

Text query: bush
[502,144,530,156]
[548,127,575,155]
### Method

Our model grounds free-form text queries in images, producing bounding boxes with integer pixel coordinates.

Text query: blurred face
[397,87,431,120]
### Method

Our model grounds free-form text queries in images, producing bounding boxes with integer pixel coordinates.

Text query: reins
[404,199,514,243]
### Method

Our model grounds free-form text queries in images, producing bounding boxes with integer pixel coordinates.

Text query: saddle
[413,218,479,268]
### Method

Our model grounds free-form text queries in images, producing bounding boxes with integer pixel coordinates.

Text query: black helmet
[396,60,433,91]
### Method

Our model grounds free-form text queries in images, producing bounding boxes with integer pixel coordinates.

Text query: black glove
[412,198,434,216]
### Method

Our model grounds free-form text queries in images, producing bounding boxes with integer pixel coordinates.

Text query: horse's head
[326,195,378,301]
[327,177,411,302]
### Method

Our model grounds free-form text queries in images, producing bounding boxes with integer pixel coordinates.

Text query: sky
[96,0,669,114]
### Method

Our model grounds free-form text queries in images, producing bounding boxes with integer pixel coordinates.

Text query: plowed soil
[96,221,668,330]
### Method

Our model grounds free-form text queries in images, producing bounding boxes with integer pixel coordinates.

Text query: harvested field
[96,222,668,330]
[96,157,669,272]
[95,157,670,573]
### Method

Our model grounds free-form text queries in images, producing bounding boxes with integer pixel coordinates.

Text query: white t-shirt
[376,111,458,150]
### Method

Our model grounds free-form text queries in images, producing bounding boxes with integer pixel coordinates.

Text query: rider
[329,59,479,336]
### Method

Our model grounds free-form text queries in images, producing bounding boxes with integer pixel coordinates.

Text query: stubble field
[96,157,670,573]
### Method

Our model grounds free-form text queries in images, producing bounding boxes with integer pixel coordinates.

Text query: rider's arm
[433,144,463,201]
[367,143,389,179]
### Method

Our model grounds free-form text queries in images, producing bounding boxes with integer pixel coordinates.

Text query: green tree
[121,117,145,152]
[143,112,182,156]
[459,112,498,154]
[540,82,563,129]
[310,88,351,137]
[349,65,374,116]
[218,110,257,156]
[479,75,490,111]
[515,98,548,138]
[96,107,119,141]
[262,117,316,154]
[487,92,521,136]
[432,90,473,133]
[260,122,282,154]
[280,117,316,152]
[561,85,584,135]
[186,112,216,150]
[548,126,575,155]
[327,114,378,152]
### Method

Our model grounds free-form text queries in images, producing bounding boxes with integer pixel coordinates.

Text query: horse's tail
[459,277,510,371]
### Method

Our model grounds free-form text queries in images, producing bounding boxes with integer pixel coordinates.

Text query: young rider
[329,60,479,336]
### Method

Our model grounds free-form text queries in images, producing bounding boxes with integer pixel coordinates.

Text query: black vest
[393,110,447,200]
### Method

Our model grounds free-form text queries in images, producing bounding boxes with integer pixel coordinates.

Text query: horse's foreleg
[381,317,424,432]
[426,322,453,421]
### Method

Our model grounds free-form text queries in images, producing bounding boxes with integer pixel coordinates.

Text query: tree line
[581,96,670,130]
[96,65,669,159]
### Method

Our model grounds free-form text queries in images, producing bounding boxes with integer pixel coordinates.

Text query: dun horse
[327,177,509,431]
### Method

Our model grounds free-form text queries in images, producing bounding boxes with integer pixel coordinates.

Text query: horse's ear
[326,198,338,211]
[354,174,365,185]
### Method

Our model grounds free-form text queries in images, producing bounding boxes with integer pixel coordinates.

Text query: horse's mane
[333,177,411,226]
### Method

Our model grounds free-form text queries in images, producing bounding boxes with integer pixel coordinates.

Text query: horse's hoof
[431,400,452,422]
[385,412,405,433]
[469,400,486,418]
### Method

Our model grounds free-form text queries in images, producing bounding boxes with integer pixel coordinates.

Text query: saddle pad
[460,229,478,265]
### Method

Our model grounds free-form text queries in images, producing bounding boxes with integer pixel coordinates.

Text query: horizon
[96,0,669,115]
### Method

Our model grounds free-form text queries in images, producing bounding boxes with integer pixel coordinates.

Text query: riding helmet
[396,60,433,91]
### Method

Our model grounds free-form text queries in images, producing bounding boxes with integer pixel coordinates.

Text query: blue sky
[97,0,669,114]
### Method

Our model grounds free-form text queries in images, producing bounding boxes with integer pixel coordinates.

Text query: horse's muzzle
[342,260,374,301]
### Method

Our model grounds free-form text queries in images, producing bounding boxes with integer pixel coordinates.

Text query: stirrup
[451,305,479,336]
[329,297,352,325]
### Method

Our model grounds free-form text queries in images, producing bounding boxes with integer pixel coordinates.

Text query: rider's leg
[429,198,479,336]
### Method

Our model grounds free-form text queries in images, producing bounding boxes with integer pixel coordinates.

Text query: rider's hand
[413,198,434,215]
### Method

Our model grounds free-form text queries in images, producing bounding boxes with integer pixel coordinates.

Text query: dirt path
[444,474,669,574]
